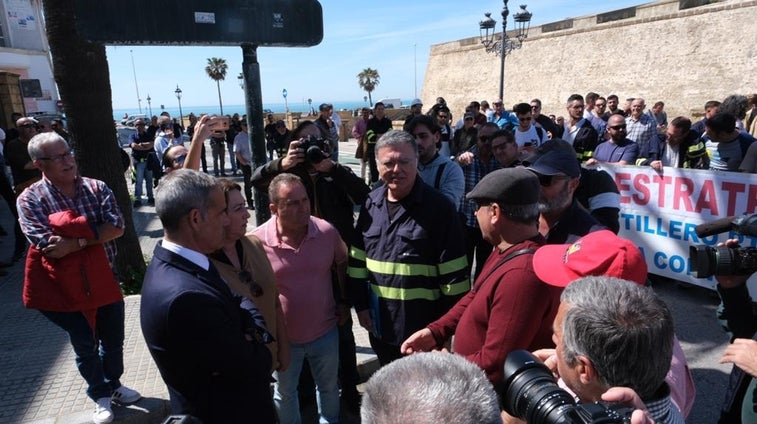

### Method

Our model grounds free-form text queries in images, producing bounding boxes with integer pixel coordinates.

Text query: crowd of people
[3,90,757,424]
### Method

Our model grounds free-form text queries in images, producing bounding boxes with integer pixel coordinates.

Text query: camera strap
[472,248,536,294]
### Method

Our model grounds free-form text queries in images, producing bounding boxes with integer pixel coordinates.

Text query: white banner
[598,164,757,293]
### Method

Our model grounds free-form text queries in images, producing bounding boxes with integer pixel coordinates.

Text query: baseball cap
[464,112,475,120]
[526,149,581,178]
[465,167,540,205]
[319,103,332,111]
[411,98,423,107]
[275,120,286,128]
[533,230,648,287]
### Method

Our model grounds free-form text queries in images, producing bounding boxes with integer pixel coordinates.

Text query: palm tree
[357,68,380,107]
[205,57,228,114]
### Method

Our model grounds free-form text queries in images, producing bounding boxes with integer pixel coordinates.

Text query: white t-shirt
[514,125,547,148]
[662,143,680,167]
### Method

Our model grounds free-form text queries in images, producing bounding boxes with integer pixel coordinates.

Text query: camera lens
[503,350,576,424]
[306,145,326,164]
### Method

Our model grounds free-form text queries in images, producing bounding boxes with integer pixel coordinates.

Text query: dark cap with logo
[526,149,581,178]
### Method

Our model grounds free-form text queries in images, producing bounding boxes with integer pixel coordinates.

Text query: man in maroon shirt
[400,168,562,393]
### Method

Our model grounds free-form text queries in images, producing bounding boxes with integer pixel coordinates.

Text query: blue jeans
[41,301,125,401]
[274,326,339,424]
[133,160,153,201]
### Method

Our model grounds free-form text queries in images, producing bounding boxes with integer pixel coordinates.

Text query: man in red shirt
[400,168,562,394]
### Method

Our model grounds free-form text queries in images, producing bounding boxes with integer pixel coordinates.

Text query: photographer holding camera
[502,276,684,424]
[712,239,757,424]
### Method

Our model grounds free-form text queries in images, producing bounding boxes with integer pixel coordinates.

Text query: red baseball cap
[533,230,648,287]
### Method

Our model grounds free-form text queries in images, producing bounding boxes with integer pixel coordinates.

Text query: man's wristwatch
[77,238,87,248]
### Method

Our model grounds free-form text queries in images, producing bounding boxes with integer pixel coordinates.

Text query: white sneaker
[112,385,142,404]
[92,397,114,424]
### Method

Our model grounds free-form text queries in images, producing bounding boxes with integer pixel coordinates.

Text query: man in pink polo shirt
[252,173,348,424]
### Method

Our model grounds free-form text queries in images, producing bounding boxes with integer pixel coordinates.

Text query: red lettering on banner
[632,174,650,205]
[652,174,672,208]
[722,182,746,216]
[673,177,694,212]
[748,184,757,214]
[616,172,631,204]
[695,180,719,214]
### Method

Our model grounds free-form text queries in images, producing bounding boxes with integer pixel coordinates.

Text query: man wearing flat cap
[400,167,562,399]
[527,149,605,244]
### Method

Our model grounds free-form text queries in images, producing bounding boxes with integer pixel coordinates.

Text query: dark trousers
[0,171,25,255]
[41,301,126,400]
[465,225,492,281]
[211,141,225,175]
[201,143,208,173]
[239,164,253,206]
[368,333,403,367]
[366,145,378,184]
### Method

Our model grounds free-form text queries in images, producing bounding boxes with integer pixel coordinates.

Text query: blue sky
[106,0,647,111]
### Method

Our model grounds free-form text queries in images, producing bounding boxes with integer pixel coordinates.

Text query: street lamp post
[307,98,312,115]
[282,88,289,113]
[238,73,245,90]
[174,85,184,130]
[479,2,532,102]
[146,94,152,117]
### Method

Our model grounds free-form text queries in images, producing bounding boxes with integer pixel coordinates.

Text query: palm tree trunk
[43,0,146,291]
[216,80,224,115]
[368,92,373,107]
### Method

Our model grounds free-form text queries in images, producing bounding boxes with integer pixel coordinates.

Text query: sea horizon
[112,99,413,121]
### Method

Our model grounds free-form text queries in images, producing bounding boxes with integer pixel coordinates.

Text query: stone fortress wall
[421,0,757,121]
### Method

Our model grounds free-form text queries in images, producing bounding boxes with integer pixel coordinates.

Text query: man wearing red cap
[531,230,695,418]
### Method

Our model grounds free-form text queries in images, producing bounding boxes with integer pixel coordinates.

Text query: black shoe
[214,172,220,177]
[220,173,228,177]
[133,200,142,208]
[147,198,155,206]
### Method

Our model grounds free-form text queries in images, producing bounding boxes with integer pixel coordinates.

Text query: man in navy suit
[140,169,275,423]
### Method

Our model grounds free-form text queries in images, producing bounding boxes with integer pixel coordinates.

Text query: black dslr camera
[298,135,330,164]
[502,350,633,424]
[689,214,757,278]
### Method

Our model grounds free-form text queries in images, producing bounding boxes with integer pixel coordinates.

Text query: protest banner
[598,164,757,293]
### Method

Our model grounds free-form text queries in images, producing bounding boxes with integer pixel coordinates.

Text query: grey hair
[361,353,501,424]
[154,169,219,233]
[27,132,68,160]
[559,276,673,399]
[268,173,304,204]
[375,130,417,158]
[498,203,540,224]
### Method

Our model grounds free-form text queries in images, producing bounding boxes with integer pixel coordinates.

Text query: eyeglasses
[238,270,264,297]
[19,123,37,129]
[538,174,569,187]
[478,135,491,143]
[595,103,606,108]
[37,149,74,163]
[438,115,448,119]
[609,124,627,131]
[531,105,540,110]
[518,117,532,122]
[464,117,474,121]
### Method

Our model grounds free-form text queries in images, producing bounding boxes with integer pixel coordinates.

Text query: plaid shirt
[459,146,501,228]
[17,176,124,264]
[625,113,657,154]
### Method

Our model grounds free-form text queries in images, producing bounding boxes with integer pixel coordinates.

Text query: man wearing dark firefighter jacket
[348,130,469,366]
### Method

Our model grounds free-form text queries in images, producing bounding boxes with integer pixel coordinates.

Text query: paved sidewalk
[0,139,375,423]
